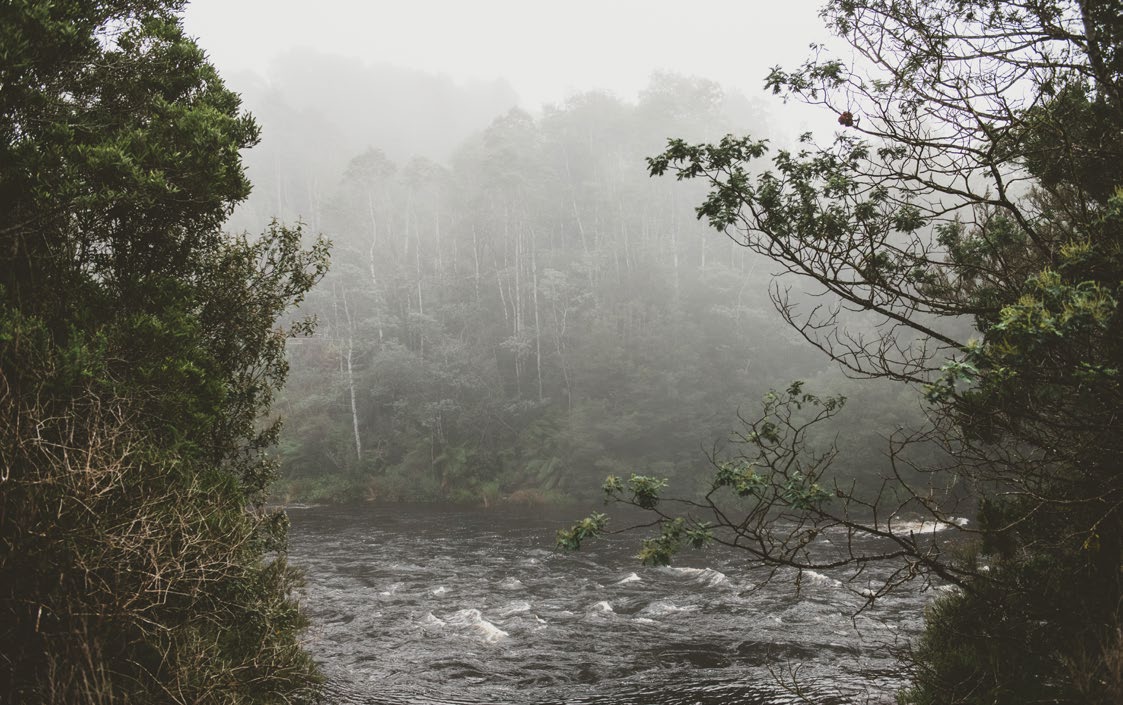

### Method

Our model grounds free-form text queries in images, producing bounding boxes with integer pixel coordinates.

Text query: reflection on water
[287,504,933,704]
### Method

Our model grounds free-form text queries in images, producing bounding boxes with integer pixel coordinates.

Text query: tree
[1,2,327,702]
[561,2,1123,702]
[273,72,832,506]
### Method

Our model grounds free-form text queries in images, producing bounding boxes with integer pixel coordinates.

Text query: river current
[287,504,943,704]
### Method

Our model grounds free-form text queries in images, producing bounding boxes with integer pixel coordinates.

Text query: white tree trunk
[341,291,362,463]
[532,230,543,402]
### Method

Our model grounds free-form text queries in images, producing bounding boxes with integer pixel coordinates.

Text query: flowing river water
[287,504,947,704]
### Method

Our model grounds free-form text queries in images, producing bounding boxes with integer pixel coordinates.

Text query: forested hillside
[257,74,932,503]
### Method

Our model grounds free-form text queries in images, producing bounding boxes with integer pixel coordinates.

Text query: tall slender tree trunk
[307,176,321,234]
[551,299,572,411]
[508,206,523,397]
[494,253,510,328]
[366,193,386,343]
[472,223,481,301]
[510,207,521,333]
[415,216,424,358]
[415,220,424,317]
[531,228,543,402]
[367,193,378,282]
[341,290,362,464]
[433,210,443,273]
[571,196,594,292]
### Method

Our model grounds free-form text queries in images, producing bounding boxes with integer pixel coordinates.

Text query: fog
[182,1,835,235]
[11,2,1110,704]
[200,0,959,505]
[178,3,943,701]
[174,0,952,511]
[183,0,826,111]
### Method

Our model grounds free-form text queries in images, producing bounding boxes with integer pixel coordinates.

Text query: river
[286,504,940,704]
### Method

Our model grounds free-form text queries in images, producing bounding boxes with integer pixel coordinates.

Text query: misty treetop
[270,74,926,505]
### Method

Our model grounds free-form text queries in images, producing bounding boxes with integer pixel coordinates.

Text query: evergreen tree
[1,2,326,702]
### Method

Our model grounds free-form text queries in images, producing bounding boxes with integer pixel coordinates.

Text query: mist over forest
[228,53,930,505]
[6,3,1119,704]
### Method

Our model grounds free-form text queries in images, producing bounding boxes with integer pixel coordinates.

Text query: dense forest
[232,64,931,504]
[0,3,325,702]
[3,1,1121,704]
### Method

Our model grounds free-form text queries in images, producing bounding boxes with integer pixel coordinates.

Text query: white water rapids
[286,504,954,704]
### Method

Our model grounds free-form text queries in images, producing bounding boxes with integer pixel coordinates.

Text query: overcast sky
[181,0,830,110]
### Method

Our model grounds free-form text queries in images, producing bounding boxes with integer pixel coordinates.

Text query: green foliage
[555,512,608,551]
[0,3,325,702]
[779,472,832,511]
[628,2,1123,702]
[712,460,767,497]
[900,542,1123,705]
[636,518,713,567]
[625,474,668,510]
[633,518,709,568]
[562,383,847,570]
